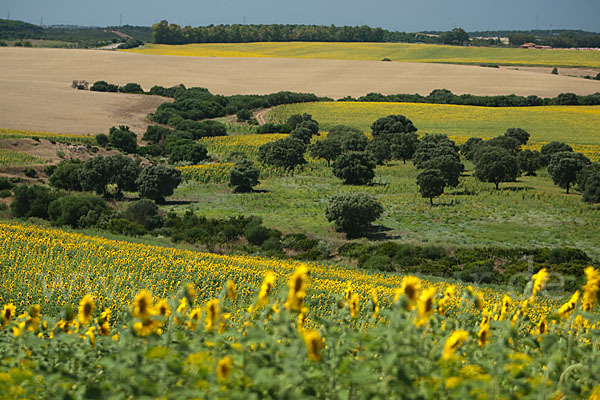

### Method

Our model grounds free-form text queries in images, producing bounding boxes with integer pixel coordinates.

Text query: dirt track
[1,47,600,134]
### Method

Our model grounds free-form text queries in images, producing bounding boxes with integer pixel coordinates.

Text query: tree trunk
[566,185,570,194]
[403,159,406,164]
[495,182,499,190]
[430,197,434,206]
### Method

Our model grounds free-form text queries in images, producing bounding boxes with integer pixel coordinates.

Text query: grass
[270,102,600,146]
[171,157,600,260]
[125,42,600,68]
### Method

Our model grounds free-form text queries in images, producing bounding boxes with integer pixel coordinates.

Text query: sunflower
[184,283,197,305]
[216,356,232,380]
[478,323,490,347]
[442,330,469,360]
[530,268,549,300]
[414,287,436,327]
[226,280,237,301]
[303,330,324,361]
[349,293,359,318]
[132,290,154,320]
[537,318,548,335]
[257,272,276,307]
[98,321,110,336]
[397,276,421,304]
[205,299,219,331]
[582,266,599,312]
[78,295,95,326]
[370,289,380,319]
[100,308,112,324]
[156,299,171,317]
[437,285,455,316]
[133,319,161,337]
[1,304,16,327]
[558,290,580,318]
[285,265,309,312]
[187,307,202,331]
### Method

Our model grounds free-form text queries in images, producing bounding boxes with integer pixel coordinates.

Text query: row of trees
[343,89,600,107]
[47,154,182,203]
[152,21,468,45]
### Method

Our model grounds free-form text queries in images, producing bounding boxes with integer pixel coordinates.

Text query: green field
[270,102,600,146]
[126,42,600,68]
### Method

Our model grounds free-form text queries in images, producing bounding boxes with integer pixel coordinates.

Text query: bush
[121,199,163,230]
[371,114,417,136]
[48,194,107,228]
[143,126,171,144]
[108,126,137,154]
[229,158,260,193]
[108,218,147,236]
[331,151,376,185]
[245,224,270,246]
[362,255,395,272]
[0,177,15,191]
[90,81,118,92]
[118,83,144,94]
[261,237,283,253]
[24,168,37,178]
[168,142,208,164]
[0,189,11,198]
[11,184,60,219]
[95,134,109,147]
[258,138,307,169]
[236,109,252,122]
[325,193,384,237]
[136,165,182,203]
[49,160,83,191]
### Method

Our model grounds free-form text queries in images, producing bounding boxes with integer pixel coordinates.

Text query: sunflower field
[124,42,600,68]
[0,149,45,166]
[270,102,600,147]
[0,128,94,144]
[0,221,599,398]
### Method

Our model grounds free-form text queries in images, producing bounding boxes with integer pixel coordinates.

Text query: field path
[1,47,600,134]
[254,108,272,125]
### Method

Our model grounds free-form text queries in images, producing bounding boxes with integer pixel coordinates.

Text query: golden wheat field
[126,42,600,69]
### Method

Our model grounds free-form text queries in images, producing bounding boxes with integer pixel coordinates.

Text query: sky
[3,0,600,32]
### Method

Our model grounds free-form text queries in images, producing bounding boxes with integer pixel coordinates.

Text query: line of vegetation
[0,19,151,48]
[342,89,600,107]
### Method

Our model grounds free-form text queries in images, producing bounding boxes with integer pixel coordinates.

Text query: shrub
[332,151,376,185]
[229,158,260,193]
[261,237,283,253]
[0,189,11,198]
[48,194,107,228]
[95,134,109,147]
[371,114,417,136]
[504,128,530,145]
[325,193,383,237]
[0,177,15,191]
[108,126,137,153]
[118,83,144,94]
[258,138,307,169]
[122,199,162,230]
[540,141,573,157]
[90,81,118,92]
[168,142,208,164]
[108,218,147,236]
[136,165,182,203]
[11,184,60,219]
[236,109,252,122]
[49,160,84,191]
[362,254,395,272]
[245,224,270,246]
[143,126,171,144]
[24,168,37,178]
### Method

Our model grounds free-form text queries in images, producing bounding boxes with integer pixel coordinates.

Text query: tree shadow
[499,186,534,192]
[362,225,403,241]
[163,199,198,206]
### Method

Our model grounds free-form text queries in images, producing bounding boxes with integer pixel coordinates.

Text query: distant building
[520,43,552,49]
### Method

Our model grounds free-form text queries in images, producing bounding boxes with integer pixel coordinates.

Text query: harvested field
[1,48,600,136]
